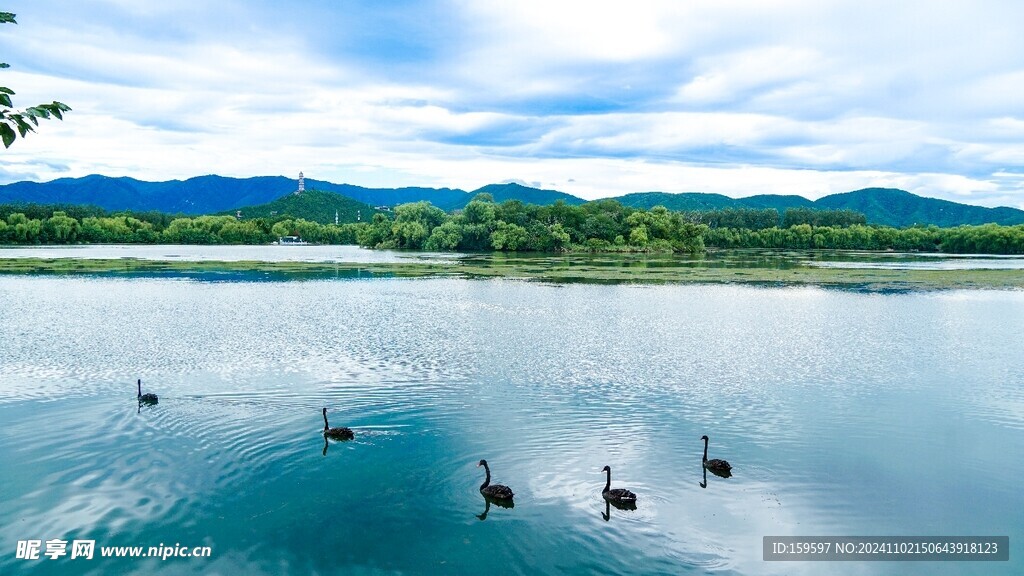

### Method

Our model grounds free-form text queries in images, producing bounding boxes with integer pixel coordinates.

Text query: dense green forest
[2,195,1023,254]
[217,189,382,224]
[0,202,359,245]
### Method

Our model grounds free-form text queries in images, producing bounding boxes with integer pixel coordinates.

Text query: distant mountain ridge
[1,175,1021,228]
[608,188,1024,227]
[815,188,1024,228]
[0,175,294,215]
[0,175,581,215]
[302,180,583,211]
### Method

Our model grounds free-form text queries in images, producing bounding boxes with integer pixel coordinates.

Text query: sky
[2,0,1024,207]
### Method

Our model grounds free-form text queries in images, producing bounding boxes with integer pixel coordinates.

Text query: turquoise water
[1,272,1022,575]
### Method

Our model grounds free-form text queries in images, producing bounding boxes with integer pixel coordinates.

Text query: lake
[1,246,1022,575]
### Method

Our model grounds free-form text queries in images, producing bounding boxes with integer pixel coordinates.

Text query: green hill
[607,188,1024,227]
[612,191,813,212]
[225,190,383,224]
[614,192,744,211]
[303,181,472,211]
[736,194,814,210]
[468,182,585,207]
[814,188,1024,227]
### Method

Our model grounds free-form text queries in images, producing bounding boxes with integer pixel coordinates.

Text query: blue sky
[2,1,1024,207]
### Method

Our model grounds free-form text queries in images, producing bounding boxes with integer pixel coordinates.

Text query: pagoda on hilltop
[295,171,305,195]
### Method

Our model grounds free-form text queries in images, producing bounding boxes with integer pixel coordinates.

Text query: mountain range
[612,188,1024,228]
[1,174,1022,228]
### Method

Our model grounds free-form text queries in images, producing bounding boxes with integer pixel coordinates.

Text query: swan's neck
[137,379,142,398]
[702,438,709,462]
[603,469,611,494]
[480,464,491,490]
[323,412,329,430]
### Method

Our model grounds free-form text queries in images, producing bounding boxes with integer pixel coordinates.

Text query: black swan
[702,435,732,477]
[601,465,637,504]
[137,379,158,404]
[600,498,637,520]
[477,459,514,500]
[322,408,354,440]
[476,494,514,520]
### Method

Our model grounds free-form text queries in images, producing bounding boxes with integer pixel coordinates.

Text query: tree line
[704,223,1024,253]
[0,205,360,245]
[2,197,1023,254]
[354,196,706,253]
[688,207,866,230]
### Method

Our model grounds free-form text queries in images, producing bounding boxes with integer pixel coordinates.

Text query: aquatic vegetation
[1,251,1022,292]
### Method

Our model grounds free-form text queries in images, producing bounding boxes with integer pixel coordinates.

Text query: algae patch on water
[0,252,1021,291]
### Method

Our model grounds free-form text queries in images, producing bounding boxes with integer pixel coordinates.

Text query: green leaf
[13,116,33,137]
[49,105,63,120]
[0,123,16,148]
[0,87,14,95]
[0,63,10,69]
[10,112,35,127]
[0,94,10,108]
[8,112,34,128]
[0,12,16,25]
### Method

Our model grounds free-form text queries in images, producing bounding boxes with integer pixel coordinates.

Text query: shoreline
[1,254,1022,292]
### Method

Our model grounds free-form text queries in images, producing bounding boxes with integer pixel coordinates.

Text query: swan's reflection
[321,434,357,456]
[601,497,637,521]
[699,457,732,489]
[476,494,514,521]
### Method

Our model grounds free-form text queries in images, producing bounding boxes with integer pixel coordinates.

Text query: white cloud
[2,1,1024,210]
[457,0,684,63]
[527,111,798,156]
[675,46,827,105]
[960,70,1024,116]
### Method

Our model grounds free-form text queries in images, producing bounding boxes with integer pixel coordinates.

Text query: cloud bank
[1,0,1023,207]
